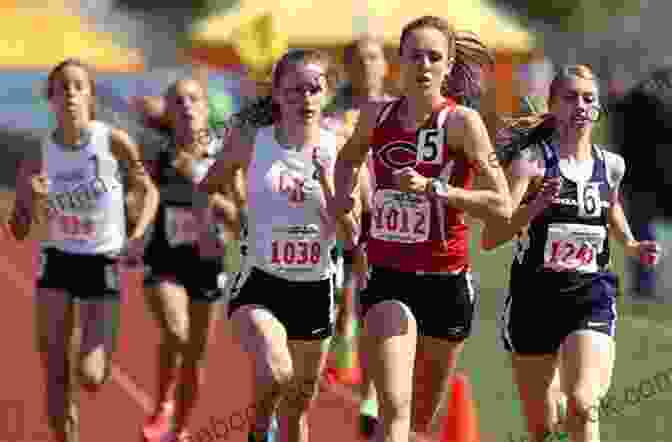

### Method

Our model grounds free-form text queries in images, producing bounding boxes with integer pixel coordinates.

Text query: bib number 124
[546,240,594,270]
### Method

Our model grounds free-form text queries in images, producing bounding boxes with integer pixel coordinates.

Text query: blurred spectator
[516,49,554,114]
[323,35,395,140]
[610,66,672,300]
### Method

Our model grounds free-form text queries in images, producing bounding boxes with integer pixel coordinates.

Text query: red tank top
[366,98,475,273]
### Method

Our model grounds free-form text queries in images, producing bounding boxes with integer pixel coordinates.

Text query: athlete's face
[399,27,453,99]
[348,41,387,94]
[274,63,328,126]
[550,76,600,134]
[166,80,209,133]
[49,65,94,125]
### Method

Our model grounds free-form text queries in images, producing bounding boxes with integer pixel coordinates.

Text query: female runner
[201,49,357,442]
[483,65,662,442]
[9,58,159,442]
[139,78,235,442]
[334,15,511,442]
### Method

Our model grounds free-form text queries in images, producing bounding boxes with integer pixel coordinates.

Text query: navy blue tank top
[510,142,613,294]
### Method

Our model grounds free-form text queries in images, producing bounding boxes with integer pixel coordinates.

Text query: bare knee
[163,317,190,351]
[80,360,109,392]
[282,375,321,417]
[566,388,601,426]
[379,390,413,423]
[255,363,294,418]
[268,358,294,397]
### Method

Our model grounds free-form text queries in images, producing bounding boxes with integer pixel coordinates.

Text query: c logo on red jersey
[376,141,418,170]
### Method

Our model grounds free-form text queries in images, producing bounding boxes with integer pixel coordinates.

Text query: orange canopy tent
[0,2,144,72]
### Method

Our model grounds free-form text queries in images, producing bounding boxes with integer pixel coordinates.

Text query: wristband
[343,248,355,265]
[426,178,451,199]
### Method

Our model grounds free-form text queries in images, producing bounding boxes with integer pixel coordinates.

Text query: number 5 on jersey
[417,128,444,165]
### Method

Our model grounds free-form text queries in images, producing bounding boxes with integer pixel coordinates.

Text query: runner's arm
[8,156,42,241]
[605,153,638,255]
[110,128,159,241]
[440,106,512,223]
[480,158,541,250]
[333,102,380,216]
[199,125,254,240]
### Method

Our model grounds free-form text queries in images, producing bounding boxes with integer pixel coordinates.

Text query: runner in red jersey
[367,97,474,273]
[333,15,512,442]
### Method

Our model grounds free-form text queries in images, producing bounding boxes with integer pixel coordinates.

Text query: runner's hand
[30,173,51,222]
[121,237,145,267]
[393,167,428,193]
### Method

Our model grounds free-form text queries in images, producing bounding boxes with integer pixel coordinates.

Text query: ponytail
[232,48,338,130]
[441,31,493,110]
[494,64,600,167]
[494,111,556,167]
[230,93,276,129]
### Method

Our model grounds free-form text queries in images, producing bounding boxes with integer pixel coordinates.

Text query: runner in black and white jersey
[9,58,159,442]
[483,65,662,442]
[139,78,233,442]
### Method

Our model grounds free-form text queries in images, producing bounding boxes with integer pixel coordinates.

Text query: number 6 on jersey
[578,182,601,218]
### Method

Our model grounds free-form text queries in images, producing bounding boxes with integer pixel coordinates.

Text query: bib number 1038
[52,214,95,240]
[270,240,321,267]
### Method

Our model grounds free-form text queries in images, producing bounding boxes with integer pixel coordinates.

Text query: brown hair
[344,35,386,65]
[233,49,339,128]
[399,15,493,108]
[495,64,598,165]
[46,58,97,120]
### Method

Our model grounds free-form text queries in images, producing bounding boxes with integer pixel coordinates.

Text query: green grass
[459,221,672,442]
[225,221,672,441]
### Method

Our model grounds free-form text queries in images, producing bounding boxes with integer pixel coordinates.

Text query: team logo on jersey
[376,141,418,170]
[376,128,444,170]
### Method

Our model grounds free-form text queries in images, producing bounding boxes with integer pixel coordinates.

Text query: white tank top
[246,126,337,281]
[42,121,127,255]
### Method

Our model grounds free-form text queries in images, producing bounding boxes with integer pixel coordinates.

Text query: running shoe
[359,414,378,439]
[159,429,191,442]
[143,400,175,441]
[248,414,279,442]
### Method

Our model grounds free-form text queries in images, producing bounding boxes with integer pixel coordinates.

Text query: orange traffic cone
[332,345,362,385]
[440,373,481,442]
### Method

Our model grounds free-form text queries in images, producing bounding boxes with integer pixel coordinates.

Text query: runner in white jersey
[201,49,358,442]
[137,78,236,442]
[8,58,159,442]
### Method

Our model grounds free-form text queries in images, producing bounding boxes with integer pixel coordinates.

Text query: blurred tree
[111,1,240,54]
[491,0,637,32]
[113,0,239,22]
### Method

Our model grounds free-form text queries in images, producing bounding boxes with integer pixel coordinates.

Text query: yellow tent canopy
[192,0,534,53]
[0,9,144,72]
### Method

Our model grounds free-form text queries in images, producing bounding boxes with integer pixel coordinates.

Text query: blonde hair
[495,64,598,165]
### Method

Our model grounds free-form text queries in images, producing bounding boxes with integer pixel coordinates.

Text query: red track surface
[0,224,361,442]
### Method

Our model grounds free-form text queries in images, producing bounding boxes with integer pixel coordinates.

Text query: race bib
[543,223,606,273]
[370,189,431,243]
[165,207,199,246]
[50,213,98,241]
[269,225,322,272]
